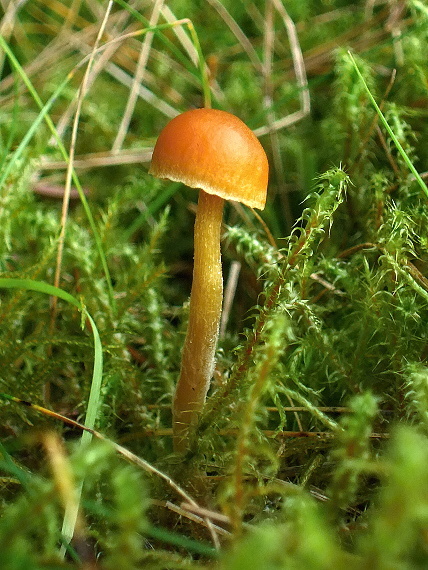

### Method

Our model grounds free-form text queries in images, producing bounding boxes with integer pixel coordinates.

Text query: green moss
[0,0,428,567]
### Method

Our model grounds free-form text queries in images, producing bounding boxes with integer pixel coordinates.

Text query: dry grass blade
[0,0,29,76]
[220,260,241,338]
[50,1,114,327]
[112,0,164,152]
[206,0,262,71]
[160,501,229,540]
[43,432,87,550]
[262,0,293,228]
[254,0,310,136]
[53,9,133,141]
[39,148,153,170]
[161,5,199,68]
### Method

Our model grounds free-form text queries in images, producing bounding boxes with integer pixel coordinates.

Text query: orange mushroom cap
[149,108,268,210]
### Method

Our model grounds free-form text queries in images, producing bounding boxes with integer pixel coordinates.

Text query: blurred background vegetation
[0,0,428,567]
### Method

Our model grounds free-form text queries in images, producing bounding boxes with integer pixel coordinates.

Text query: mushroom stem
[173,190,224,452]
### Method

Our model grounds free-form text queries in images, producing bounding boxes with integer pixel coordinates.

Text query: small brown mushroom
[150,108,268,452]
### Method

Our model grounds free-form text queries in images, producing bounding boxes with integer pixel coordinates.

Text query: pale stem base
[173,190,224,452]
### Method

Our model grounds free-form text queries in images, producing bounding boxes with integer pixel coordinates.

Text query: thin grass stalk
[51,1,115,328]
[112,0,164,152]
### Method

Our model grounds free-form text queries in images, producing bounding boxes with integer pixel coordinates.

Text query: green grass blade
[145,524,218,558]
[0,278,81,308]
[0,279,103,439]
[0,277,103,438]
[0,440,32,489]
[0,73,71,192]
[348,51,428,199]
[0,277,103,548]
[0,35,117,316]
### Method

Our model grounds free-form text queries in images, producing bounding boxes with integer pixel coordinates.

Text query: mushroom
[149,108,268,452]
